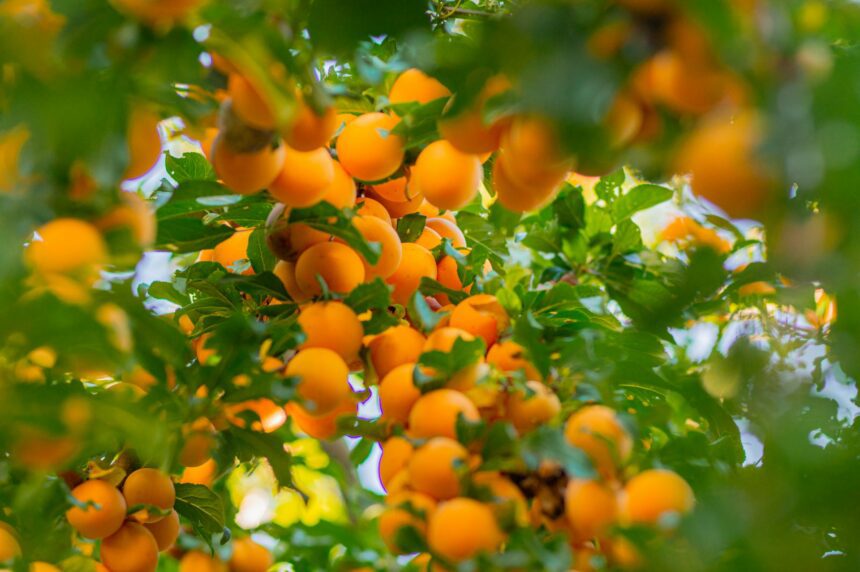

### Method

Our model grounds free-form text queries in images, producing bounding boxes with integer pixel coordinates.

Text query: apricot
[369,176,414,203]
[179,431,215,467]
[228,74,276,130]
[143,509,180,551]
[438,74,510,154]
[0,526,21,560]
[389,69,451,106]
[407,437,468,500]
[507,381,561,434]
[426,498,503,562]
[415,227,442,250]
[179,551,227,572]
[294,241,365,295]
[411,141,482,210]
[96,191,157,249]
[448,294,509,348]
[27,218,107,277]
[211,136,285,195]
[30,564,61,572]
[564,479,618,541]
[269,145,335,207]
[620,469,694,525]
[408,389,480,440]
[285,348,351,415]
[320,161,357,208]
[226,399,287,433]
[125,106,162,180]
[100,522,159,572]
[273,260,311,303]
[368,325,426,380]
[298,301,363,363]
[0,124,29,192]
[434,255,464,306]
[472,471,528,526]
[673,111,772,219]
[379,491,436,554]
[286,398,357,440]
[335,112,404,181]
[492,155,563,213]
[486,340,541,381]
[356,197,393,226]
[366,185,425,218]
[605,91,644,148]
[378,363,421,425]
[386,243,437,306]
[379,436,414,491]
[499,115,572,188]
[229,537,272,572]
[423,327,474,354]
[349,215,403,279]
[284,98,339,151]
[213,229,252,274]
[122,468,176,523]
[425,217,466,248]
[180,458,217,487]
[564,405,633,477]
[66,479,127,539]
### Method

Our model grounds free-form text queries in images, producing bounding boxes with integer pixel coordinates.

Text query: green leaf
[612,184,673,222]
[418,277,468,305]
[594,168,625,201]
[520,426,595,479]
[397,213,427,243]
[247,228,277,273]
[225,428,296,490]
[613,219,643,255]
[343,278,392,314]
[289,203,380,264]
[415,336,486,392]
[174,483,226,540]
[406,291,444,333]
[165,152,216,183]
[155,219,234,253]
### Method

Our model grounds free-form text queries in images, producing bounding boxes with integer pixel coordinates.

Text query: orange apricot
[273,260,311,303]
[0,526,20,560]
[356,197,393,225]
[366,186,425,218]
[226,399,287,433]
[437,74,510,154]
[379,491,436,554]
[499,115,572,188]
[605,91,644,148]
[564,479,618,541]
[423,327,474,354]
[411,140,482,210]
[408,388,480,440]
[125,106,162,180]
[407,437,468,500]
[228,74,276,130]
[378,363,421,425]
[385,243,437,306]
[294,241,365,295]
[472,471,528,526]
[27,218,107,277]
[434,255,464,306]
[180,458,217,487]
[286,398,357,440]
[564,405,633,478]
[298,301,363,363]
[179,430,215,468]
[507,381,561,434]
[320,161,357,208]
[213,229,253,274]
[369,176,415,203]
[349,215,403,278]
[66,479,127,539]
[389,69,451,106]
[426,498,503,562]
[269,145,335,207]
[448,294,509,348]
[143,509,180,551]
[30,563,61,572]
[179,551,227,572]
[379,436,414,491]
[122,468,176,523]
[415,227,442,250]
[212,136,285,195]
[492,154,564,213]
[335,112,404,181]
[285,348,351,415]
[284,98,339,151]
[368,325,426,380]
[100,522,159,572]
[229,537,272,572]
[620,469,694,525]
[486,340,541,381]
[425,217,466,248]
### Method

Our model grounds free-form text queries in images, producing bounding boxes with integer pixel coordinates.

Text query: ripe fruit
[411,140,482,210]
[100,522,159,572]
[66,479,127,539]
[0,526,21,560]
[228,74,276,130]
[438,74,510,154]
[30,564,60,572]
[366,185,425,218]
[27,217,107,278]
[286,348,351,415]
[487,340,541,381]
[273,260,310,303]
[620,469,695,525]
[227,399,287,433]
[122,468,176,523]
[284,97,339,151]
[179,551,226,572]
[143,509,180,551]
[368,325,426,380]
[349,215,403,278]
[407,438,468,500]
[213,229,252,274]
[386,243,437,306]
[379,363,421,425]
[423,327,474,354]
[356,197,393,225]
[294,241,365,295]
[298,301,363,363]
[180,458,217,487]
[179,430,215,468]
[408,389,480,440]
[286,398,357,440]
[564,405,633,477]
[212,137,285,195]
[424,217,466,248]
[321,161,357,208]
[492,155,564,213]
[379,436,414,491]
[0,124,29,192]
[370,177,415,204]
[335,112,404,181]
[449,294,509,348]
[673,111,772,219]
[435,255,464,305]
[507,381,561,434]
[427,498,503,562]
[269,145,335,207]
[379,491,436,553]
[472,471,528,526]
[605,91,644,148]
[229,537,272,572]
[564,479,618,541]
[125,106,162,180]
[415,227,442,250]
[499,116,572,188]
[389,69,450,106]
